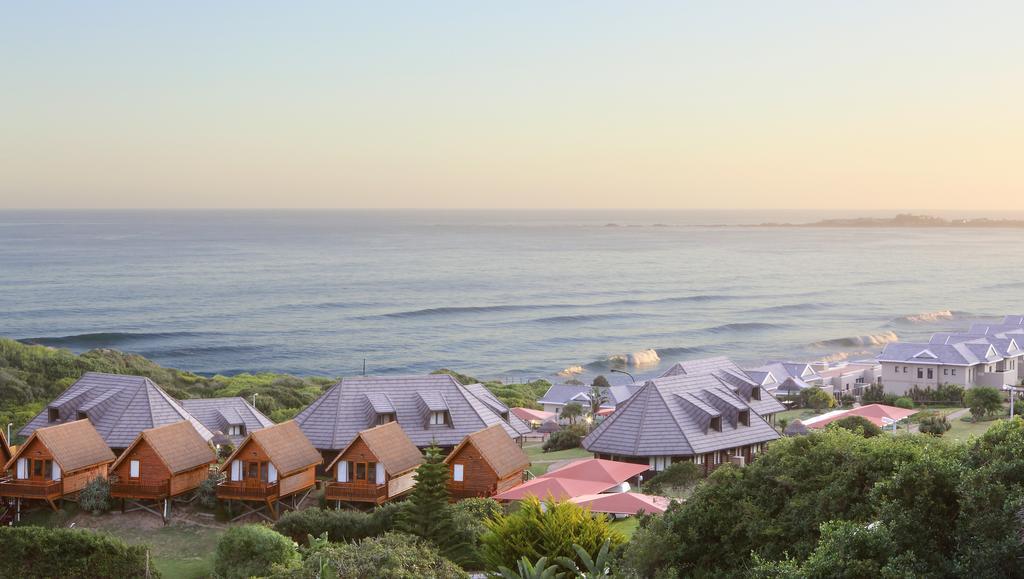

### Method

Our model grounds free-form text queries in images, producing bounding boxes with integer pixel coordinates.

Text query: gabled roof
[179,397,274,445]
[462,384,533,436]
[445,424,530,479]
[221,421,321,477]
[112,421,216,475]
[878,339,1005,365]
[20,373,213,449]
[326,422,423,477]
[7,419,114,474]
[293,374,526,450]
[584,357,782,457]
[802,404,916,429]
[493,458,649,501]
[511,407,556,423]
[743,361,821,385]
[0,429,11,466]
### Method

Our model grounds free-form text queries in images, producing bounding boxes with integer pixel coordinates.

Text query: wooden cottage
[217,421,322,521]
[445,424,530,499]
[0,429,11,475]
[0,420,115,516]
[110,421,217,521]
[325,422,423,506]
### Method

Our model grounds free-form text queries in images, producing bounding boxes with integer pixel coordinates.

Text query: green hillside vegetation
[432,368,551,409]
[0,339,549,441]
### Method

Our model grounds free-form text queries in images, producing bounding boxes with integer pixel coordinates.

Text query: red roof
[569,492,672,515]
[545,458,649,485]
[595,408,615,417]
[512,407,556,422]
[493,459,650,501]
[804,404,917,429]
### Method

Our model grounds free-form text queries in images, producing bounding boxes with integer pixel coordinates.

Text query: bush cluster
[542,429,581,452]
[0,526,158,578]
[273,503,404,545]
[78,476,111,514]
[274,532,468,579]
[214,525,300,579]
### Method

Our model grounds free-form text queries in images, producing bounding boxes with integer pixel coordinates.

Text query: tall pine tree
[400,443,471,565]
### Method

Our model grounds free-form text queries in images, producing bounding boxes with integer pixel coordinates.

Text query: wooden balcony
[325,482,388,504]
[111,480,170,500]
[217,481,280,501]
[0,479,62,500]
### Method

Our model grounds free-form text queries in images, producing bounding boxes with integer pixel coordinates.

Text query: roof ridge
[329,381,343,449]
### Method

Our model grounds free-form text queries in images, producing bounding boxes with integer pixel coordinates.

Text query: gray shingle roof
[462,384,532,436]
[20,372,213,449]
[293,374,526,450]
[878,340,1004,365]
[179,397,275,447]
[584,357,783,458]
[537,384,639,407]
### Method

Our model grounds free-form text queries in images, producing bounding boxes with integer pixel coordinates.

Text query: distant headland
[754,213,1024,228]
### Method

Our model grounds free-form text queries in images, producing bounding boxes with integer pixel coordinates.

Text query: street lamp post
[610,368,636,383]
[6,422,11,443]
[252,393,259,409]
[1003,385,1023,417]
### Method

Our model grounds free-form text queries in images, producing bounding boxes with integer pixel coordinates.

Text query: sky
[1,2,1022,210]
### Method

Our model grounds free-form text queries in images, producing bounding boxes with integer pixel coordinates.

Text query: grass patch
[98,523,223,579]
[609,517,640,539]
[524,442,592,477]
[945,415,1003,442]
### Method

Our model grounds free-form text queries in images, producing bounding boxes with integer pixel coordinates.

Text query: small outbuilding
[444,424,530,499]
[325,422,423,506]
[110,421,217,521]
[218,421,322,521]
[0,419,115,517]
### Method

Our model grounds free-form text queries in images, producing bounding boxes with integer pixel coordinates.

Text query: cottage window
[356,462,367,480]
[453,464,464,482]
[337,460,349,482]
[228,425,245,437]
[693,454,704,465]
[376,413,395,425]
[48,408,59,422]
[751,387,761,400]
[429,411,449,426]
[710,416,722,432]
[739,410,750,427]
[129,460,140,479]
[927,369,933,379]
[649,456,671,471]
[917,368,923,379]
[367,462,378,484]
[16,458,28,479]
[943,369,948,376]
[952,369,956,376]
[903,367,907,373]
[33,459,44,478]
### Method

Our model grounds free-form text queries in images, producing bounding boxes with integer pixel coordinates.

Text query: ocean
[0,209,1019,383]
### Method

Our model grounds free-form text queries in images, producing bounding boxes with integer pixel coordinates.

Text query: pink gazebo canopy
[512,407,556,422]
[569,492,672,515]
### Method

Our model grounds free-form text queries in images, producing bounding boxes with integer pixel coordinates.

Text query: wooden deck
[0,479,62,500]
[216,481,280,501]
[325,482,388,504]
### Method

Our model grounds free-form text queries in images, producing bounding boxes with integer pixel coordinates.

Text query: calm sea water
[0,210,1019,382]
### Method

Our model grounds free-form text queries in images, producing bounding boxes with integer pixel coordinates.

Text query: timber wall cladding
[113,438,170,483]
[280,468,315,497]
[447,441,499,496]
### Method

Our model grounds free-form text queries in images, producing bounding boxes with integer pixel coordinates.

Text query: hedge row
[0,526,157,578]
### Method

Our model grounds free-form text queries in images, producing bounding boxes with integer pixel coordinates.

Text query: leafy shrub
[215,525,300,579]
[798,388,834,412]
[78,476,111,514]
[893,397,914,409]
[196,471,221,509]
[862,383,886,404]
[278,532,467,579]
[907,383,964,406]
[480,496,624,572]
[217,442,235,461]
[829,415,883,438]
[273,503,404,545]
[965,387,1004,421]
[0,526,158,578]
[450,498,504,569]
[918,414,952,436]
[838,393,856,407]
[542,429,581,452]
[643,461,702,495]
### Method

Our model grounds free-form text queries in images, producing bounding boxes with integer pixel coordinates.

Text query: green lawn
[524,442,592,477]
[610,517,640,539]
[945,415,1002,442]
[101,523,223,579]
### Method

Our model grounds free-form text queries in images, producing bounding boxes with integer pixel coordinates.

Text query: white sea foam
[558,365,584,377]
[813,331,899,349]
[898,309,955,323]
[608,348,661,368]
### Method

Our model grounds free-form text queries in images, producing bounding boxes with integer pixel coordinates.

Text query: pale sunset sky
[1,2,1021,210]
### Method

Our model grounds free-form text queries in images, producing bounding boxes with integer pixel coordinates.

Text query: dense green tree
[400,444,469,565]
[829,415,883,438]
[591,375,611,389]
[215,525,300,579]
[801,387,834,412]
[965,387,1004,421]
[560,402,584,425]
[918,414,952,436]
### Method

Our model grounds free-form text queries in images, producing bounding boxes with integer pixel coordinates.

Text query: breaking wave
[606,349,661,368]
[812,331,899,349]
[745,302,832,314]
[557,365,585,377]
[892,309,962,324]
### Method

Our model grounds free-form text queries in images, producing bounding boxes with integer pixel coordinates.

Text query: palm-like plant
[556,540,614,578]
[588,384,610,416]
[498,556,565,579]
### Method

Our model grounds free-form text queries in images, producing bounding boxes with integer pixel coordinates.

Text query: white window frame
[453,464,464,482]
[337,460,349,482]
[129,459,141,479]
[429,411,447,426]
[16,458,28,480]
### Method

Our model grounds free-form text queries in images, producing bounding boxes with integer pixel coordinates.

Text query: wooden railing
[217,481,280,500]
[0,479,62,498]
[110,480,169,499]
[325,482,388,503]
